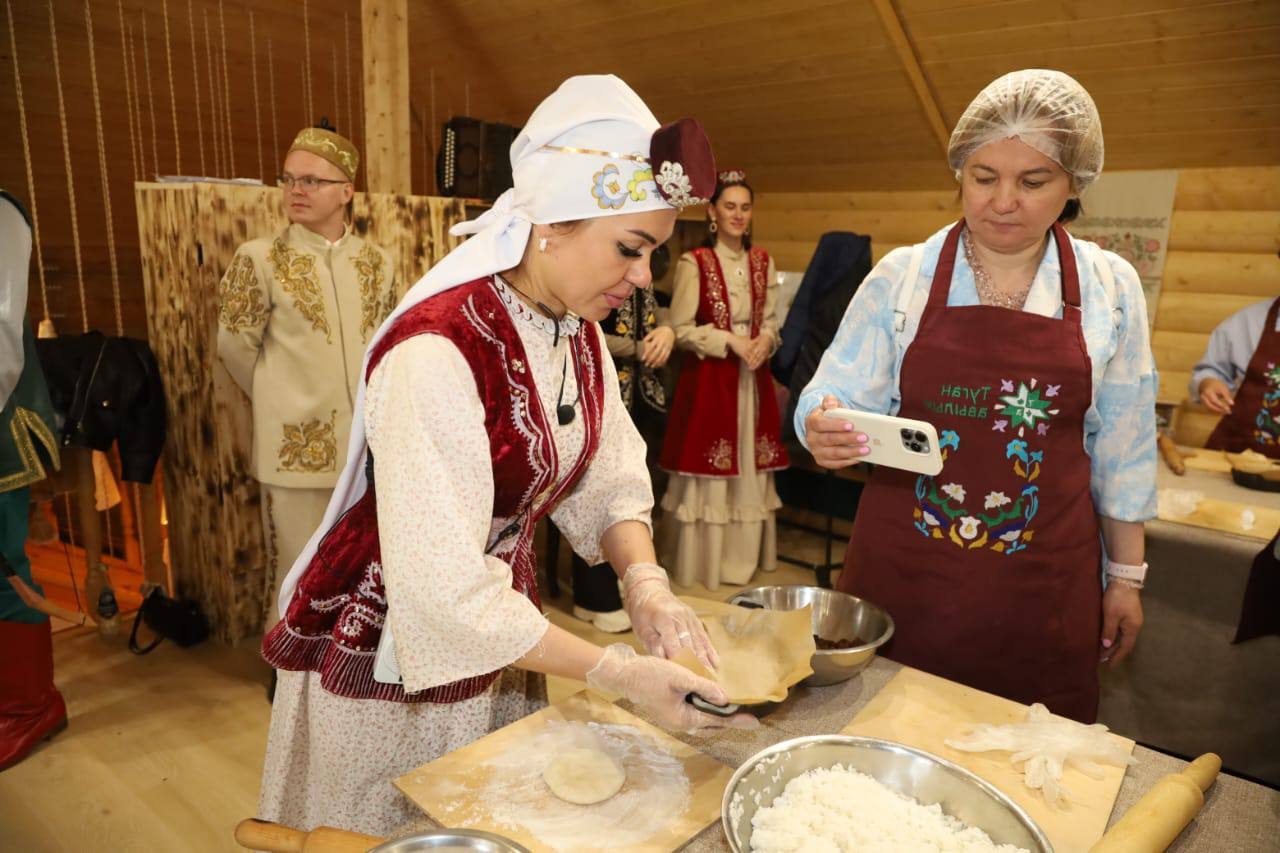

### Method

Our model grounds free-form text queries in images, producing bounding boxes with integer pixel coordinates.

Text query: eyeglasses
[276,174,348,191]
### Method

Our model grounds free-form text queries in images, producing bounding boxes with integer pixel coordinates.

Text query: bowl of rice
[722,735,1052,853]
[727,586,894,685]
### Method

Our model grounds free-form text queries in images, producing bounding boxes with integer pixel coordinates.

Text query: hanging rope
[47,0,88,332]
[140,10,161,177]
[6,0,51,327]
[302,0,313,123]
[202,9,222,176]
[331,41,339,133]
[160,0,181,175]
[126,23,148,182]
[185,0,205,176]
[343,12,353,139]
[83,0,123,335]
[116,0,140,185]
[249,10,264,181]
[217,0,235,176]
[267,35,280,166]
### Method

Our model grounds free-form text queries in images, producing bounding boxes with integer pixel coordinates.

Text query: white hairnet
[947,69,1104,190]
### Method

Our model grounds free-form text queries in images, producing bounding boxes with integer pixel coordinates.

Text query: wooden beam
[871,0,950,157]
[361,0,410,193]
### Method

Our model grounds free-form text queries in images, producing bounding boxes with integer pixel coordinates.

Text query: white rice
[749,765,1031,853]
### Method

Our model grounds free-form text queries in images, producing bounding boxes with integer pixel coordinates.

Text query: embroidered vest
[261,278,606,702]
[659,247,788,477]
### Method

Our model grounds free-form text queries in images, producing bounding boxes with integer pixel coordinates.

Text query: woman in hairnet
[796,70,1157,723]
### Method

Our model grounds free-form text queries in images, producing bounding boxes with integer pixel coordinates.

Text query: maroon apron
[838,221,1103,722]
[1204,296,1280,458]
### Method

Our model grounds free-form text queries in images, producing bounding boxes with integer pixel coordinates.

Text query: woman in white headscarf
[256,76,754,836]
[797,70,1157,724]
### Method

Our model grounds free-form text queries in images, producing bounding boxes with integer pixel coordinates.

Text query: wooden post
[361,0,410,194]
[871,0,950,157]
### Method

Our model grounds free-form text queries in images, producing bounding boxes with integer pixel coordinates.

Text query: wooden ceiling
[406,0,1280,190]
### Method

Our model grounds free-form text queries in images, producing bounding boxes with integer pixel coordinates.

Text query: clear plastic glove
[622,563,719,670]
[586,643,758,733]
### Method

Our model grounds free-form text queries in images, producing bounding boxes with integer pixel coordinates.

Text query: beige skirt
[660,361,781,590]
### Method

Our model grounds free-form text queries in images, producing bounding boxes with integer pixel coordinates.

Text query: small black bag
[129,586,210,655]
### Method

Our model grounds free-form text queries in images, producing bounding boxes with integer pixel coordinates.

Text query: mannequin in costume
[659,170,788,590]
[1192,287,1280,457]
[0,190,65,771]
[571,252,675,632]
[256,76,755,835]
[216,126,397,632]
[799,70,1156,724]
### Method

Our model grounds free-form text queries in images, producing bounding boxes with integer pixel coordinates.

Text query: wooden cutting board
[395,690,732,853]
[842,668,1134,853]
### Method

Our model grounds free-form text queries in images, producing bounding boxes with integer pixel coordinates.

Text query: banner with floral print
[1072,170,1179,328]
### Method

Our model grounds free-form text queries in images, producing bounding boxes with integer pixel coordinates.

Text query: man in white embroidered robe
[217,126,397,631]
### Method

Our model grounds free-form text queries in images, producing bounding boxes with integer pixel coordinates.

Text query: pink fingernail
[1102,639,1113,648]
[859,447,871,455]
[856,434,868,442]
[843,422,853,431]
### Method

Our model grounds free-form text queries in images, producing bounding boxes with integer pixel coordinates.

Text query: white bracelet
[1106,560,1148,589]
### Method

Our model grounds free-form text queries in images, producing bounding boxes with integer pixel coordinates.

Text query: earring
[538,237,548,252]
[709,221,718,233]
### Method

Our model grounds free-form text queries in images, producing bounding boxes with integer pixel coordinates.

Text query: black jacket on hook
[34,331,167,484]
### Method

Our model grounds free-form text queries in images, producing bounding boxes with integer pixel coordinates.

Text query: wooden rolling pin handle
[1181,752,1222,792]
[1158,434,1186,476]
[234,818,385,853]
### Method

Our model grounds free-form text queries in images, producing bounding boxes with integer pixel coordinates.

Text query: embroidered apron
[1204,296,1280,458]
[838,221,1103,723]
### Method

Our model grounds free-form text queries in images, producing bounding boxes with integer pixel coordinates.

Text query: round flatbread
[542,747,626,805]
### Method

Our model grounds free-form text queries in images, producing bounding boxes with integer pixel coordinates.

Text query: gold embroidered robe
[217,223,397,488]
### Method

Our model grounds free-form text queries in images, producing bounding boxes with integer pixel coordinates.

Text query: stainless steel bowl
[728,585,893,685]
[722,735,1052,853]
[369,830,532,853]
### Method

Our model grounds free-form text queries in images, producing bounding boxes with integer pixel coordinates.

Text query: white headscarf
[278,75,683,612]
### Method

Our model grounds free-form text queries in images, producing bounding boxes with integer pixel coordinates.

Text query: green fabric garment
[0,317,60,493]
[1,487,47,624]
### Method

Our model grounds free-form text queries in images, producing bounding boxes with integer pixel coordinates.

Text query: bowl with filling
[728,586,894,685]
[722,735,1051,853]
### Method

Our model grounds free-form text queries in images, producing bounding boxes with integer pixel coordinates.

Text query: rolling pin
[1089,753,1222,852]
[1157,434,1186,476]
[234,818,385,853]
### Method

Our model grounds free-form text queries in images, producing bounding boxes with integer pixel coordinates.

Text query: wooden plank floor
[0,518,839,852]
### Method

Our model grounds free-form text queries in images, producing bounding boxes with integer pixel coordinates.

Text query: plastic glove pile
[946,703,1136,807]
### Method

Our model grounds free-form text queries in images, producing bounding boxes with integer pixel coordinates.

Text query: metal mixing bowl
[369,829,532,853]
[722,735,1052,853]
[728,585,894,685]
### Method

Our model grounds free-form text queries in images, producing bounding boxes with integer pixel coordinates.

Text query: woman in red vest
[257,76,754,836]
[660,170,789,590]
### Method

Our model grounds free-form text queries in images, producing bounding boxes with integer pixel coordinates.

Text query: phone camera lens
[914,431,927,442]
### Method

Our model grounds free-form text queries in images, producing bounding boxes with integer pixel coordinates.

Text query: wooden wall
[136,183,464,642]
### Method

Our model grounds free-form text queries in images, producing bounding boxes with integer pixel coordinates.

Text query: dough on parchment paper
[542,747,627,805]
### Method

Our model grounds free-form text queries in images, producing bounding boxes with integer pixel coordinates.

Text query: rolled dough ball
[542,747,626,805]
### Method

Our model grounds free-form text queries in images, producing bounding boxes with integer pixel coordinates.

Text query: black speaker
[436,116,517,201]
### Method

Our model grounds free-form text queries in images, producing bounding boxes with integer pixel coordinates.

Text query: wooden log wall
[136,183,464,642]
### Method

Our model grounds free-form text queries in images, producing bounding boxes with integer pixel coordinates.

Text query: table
[395,658,1280,851]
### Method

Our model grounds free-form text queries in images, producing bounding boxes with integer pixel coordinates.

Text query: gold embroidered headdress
[288,127,359,181]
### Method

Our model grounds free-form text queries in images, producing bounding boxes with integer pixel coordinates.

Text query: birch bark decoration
[160,0,181,175]
[249,10,264,181]
[5,0,52,332]
[46,0,88,331]
[117,0,141,184]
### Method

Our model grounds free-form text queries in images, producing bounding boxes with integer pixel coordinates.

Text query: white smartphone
[821,408,944,476]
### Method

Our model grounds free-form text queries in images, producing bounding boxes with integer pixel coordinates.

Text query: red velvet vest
[261,277,606,703]
[660,246,788,477]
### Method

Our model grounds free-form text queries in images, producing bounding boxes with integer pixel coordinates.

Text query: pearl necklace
[962,229,1034,311]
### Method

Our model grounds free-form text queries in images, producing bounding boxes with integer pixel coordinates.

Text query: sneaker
[572,606,632,634]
